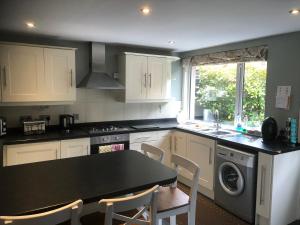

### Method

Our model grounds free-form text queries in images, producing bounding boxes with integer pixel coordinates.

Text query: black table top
[0,151,177,216]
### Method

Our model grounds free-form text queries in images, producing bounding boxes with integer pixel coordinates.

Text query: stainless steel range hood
[78,43,124,89]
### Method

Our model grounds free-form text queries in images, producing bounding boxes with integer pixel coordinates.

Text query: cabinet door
[173,131,189,178]
[125,55,147,101]
[173,131,187,157]
[147,56,166,100]
[256,153,273,220]
[0,45,45,102]
[187,134,215,191]
[4,141,60,166]
[44,48,76,101]
[60,138,90,159]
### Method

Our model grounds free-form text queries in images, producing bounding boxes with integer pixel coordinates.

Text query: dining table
[0,150,177,216]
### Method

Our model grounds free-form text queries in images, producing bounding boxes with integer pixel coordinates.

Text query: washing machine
[214,144,257,224]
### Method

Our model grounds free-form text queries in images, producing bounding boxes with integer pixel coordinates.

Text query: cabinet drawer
[4,141,60,166]
[130,131,158,143]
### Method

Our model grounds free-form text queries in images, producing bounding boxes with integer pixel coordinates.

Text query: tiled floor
[80,183,250,225]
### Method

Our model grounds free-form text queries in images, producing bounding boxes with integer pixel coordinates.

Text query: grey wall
[180,31,300,129]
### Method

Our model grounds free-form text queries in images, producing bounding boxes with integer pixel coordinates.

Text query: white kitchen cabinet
[0,45,45,102]
[0,43,76,103]
[172,131,215,199]
[255,151,300,225]
[122,54,148,101]
[44,48,76,101]
[186,134,215,191]
[173,131,188,158]
[119,52,178,103]
[129,130,172,166]
[60,138,90,159]
[3,141,60,166]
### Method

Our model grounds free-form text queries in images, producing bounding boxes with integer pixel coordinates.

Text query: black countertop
[0,151,177,215]
[1,118,299,155]
[176,127,300,155]
[1,128,89,145]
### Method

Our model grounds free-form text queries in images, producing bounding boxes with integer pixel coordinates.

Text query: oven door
[91,141,129,154]
[90,133,130,154]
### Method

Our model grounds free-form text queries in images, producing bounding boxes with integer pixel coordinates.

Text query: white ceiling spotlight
[140,6,151,16]
[168,40,176,45]
[289,9,300,15]
[26,22,36,28]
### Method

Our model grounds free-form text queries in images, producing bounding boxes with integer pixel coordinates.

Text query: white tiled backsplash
[0,89,181,128]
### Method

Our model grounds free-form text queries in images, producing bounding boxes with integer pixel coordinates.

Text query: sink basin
[208,130,232,135]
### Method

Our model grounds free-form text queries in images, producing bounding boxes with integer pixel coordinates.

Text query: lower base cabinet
[130,130,172,167]
[60,138,90,159]
[255,151,300,225]
[172,131,215,199]
[3,141,61,166]
[3,138,90,167]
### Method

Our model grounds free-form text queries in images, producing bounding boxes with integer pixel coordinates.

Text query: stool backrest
[141,143,165,163]
[99,185,159,225]
[0,200,83,225]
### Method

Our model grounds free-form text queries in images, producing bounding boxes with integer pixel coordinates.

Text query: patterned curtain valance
[182,46,268,67]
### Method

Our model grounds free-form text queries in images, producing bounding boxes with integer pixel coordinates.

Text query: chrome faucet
[213,109,221,130]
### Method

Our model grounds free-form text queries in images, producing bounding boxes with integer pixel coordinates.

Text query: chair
[0,200,83,225]
[156,154,200,225]
[141,143,165,163]
[99,185,159,225]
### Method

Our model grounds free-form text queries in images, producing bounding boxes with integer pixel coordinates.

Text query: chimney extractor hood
[78,43,124,89]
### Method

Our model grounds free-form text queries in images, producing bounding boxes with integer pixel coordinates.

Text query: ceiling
[0,0,300,52]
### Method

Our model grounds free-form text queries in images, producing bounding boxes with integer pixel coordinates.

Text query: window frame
[188,61,266,127]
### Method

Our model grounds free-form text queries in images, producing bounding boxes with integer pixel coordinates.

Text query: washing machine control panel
[216,145,255,168]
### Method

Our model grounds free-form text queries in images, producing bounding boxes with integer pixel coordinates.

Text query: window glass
[243,61,267,129]
[191,61,267,130]
[193,63,237,125]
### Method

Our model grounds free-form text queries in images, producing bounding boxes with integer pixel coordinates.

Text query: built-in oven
[90,133,130,154]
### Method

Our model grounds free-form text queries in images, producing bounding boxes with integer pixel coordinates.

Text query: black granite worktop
[176,127,300,155]
[1,128,89,145]
[1,118,299,155]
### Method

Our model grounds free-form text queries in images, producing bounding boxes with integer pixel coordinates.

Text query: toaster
[0,117,7,136]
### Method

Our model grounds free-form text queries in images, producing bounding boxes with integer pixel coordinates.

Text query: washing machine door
[218,162,244,196]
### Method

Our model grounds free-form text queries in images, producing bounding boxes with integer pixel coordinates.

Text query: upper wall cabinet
[44,48,76,102]
[0,43,76,104]
[119,52,179,103]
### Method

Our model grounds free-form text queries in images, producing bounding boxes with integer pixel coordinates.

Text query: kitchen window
[190,61,267,130]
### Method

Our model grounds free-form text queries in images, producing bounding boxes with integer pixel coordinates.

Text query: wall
[180,31,300,128]
[0,32,182,128]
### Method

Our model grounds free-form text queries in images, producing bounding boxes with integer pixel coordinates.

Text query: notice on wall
[275,86,291,109]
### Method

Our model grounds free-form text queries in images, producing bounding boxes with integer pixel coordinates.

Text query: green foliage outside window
[195,62,266,127]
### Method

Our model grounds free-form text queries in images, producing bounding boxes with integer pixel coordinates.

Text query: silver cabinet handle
[70,69,73,87]
[3,66,7,87]
[174,137,177,152]
[209,147,212,165]
[259,165,266,205]
[148,73,152,88]
[144,73,147,88]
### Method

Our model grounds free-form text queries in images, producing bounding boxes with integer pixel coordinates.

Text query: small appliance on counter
[59,114,75,132]
[0,117,7,136]
[261,117,278,143]
[23,120,46,135]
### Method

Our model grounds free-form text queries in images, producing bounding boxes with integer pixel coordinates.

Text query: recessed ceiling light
[168,40,175,45]
[289,9,300,15]
[26,22,35,28]
[140,7,151,15]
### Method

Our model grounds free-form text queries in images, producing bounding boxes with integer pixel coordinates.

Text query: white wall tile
[0,90,181,128]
